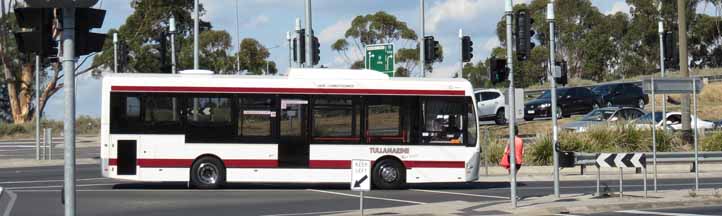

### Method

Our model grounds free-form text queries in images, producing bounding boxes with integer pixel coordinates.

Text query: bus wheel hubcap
[380,165,399,183]
[197,163,218,185]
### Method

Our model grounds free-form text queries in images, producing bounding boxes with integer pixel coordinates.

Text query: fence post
[619,168,623,199]
[596,165,600,196]
[47,128,52,160]
[44,128,52,160]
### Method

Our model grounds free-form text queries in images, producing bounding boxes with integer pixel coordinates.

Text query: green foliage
[331,11,439,74]
[488,0,722,87]
[529,134,553,165]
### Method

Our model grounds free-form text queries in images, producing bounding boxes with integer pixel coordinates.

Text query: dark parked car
[591,83,649,109]
[524,87,599,121]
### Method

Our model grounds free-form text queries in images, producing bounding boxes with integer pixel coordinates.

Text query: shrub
[701,132,722,151]
[529,135,553,165]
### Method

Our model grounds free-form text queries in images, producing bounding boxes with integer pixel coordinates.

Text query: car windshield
[580,109,616,121]
[591,85,610,95]
[538,89,568,99]
[637,112,664,124]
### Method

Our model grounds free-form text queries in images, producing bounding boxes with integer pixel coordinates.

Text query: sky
[42,0,697,120]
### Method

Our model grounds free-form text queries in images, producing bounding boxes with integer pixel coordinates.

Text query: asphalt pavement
[2,164,722,216]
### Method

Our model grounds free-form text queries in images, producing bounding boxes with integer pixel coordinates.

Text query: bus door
[278,98,309,167]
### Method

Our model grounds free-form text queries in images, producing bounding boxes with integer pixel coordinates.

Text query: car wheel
[638,98,645,109]
[190,156,226,189]
[524,116,534,121]
[372,159,406,189]
[495,109,507,125]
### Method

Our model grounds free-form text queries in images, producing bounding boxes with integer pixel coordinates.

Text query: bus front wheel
[190,156,226,189]
[372,159,406,189]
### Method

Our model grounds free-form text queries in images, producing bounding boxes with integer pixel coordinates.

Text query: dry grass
[648,82,722,120]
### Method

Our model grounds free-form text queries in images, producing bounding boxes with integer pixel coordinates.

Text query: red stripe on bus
[111,86,465,96]
[108,158,277,168]
[308,160,465,169]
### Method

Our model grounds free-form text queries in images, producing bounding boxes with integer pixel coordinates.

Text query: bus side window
[420,97,466,145]
[366,96,405,144]
[311,96,360,143]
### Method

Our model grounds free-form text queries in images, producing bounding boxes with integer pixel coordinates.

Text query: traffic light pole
[548,1,560,198]
[35,55,40,160]
[656,19,664,192]
[193,0,199,70]
[61,7,77,216]
[419,0,425,77]
[287,31,292,69]
[505,0,517,208]
[113,33,117,73]
[170,16,177,74]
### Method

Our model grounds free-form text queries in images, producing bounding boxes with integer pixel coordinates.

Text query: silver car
[562,107,645,132]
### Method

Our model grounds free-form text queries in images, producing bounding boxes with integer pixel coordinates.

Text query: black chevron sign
[596,153,646,168]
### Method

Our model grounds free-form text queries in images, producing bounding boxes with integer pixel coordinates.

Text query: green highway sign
[365,44,394,77]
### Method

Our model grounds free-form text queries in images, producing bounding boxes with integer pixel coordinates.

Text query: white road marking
[12,189,314,192]
[410,189,508,199]
[0,145,35,148]
[617,210,715,216]
[484,182,722,190]
[0,177,108,184]
[6,183,116,190]
[1,189,17,216]
[307,189,427,205]
[553,214,581,216]
[260,210,353,216]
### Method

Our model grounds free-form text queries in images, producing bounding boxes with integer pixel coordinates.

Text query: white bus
[101,69,481,189]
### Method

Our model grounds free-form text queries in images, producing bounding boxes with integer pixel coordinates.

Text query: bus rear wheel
[372,159,406,189]
[190,156,226,189]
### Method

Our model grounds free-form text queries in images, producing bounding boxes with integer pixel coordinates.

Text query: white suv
[474,89,507,125]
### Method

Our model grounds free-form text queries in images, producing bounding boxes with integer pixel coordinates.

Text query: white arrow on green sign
[365,44,395,77]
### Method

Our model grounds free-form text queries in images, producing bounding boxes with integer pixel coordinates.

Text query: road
[2,164,722,215]
[0,138,98,160]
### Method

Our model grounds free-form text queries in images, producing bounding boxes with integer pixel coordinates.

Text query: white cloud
[428,64,458,78]
[243,15,271,28]
[483,37,500,52]
[319,19,351,45]
[607,2,630,15]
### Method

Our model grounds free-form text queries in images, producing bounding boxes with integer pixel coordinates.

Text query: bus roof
[103,68,474,96]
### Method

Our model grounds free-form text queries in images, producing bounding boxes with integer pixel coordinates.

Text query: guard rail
[572,151,722,175]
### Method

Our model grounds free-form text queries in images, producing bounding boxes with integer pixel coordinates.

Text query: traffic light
[75,8,107,56]
[489,58,508,84]
[515,9,535,61]
[423,36,441,64]
[312,36,320,66]
[117,40,129,73]
[461,36,473,62]
[663,31,679,69]
[13,8,58,58]
[554,61,568,86]
[293,29,306,64]
[159,31,170,73]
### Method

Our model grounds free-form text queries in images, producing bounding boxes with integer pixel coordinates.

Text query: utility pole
[235,0,241,73]
[656,9,664,192]
[113,33,117,73]
[419,0,425,77]
[547,0,560,198]
[170,16,177,74]
[505,0,517,208]
[458,28,463,79]
[62,7,77,216]
[35,55,40,160]
[305,0,313,69]
[287,31,292,70]
[677,0,691,133]
[193,0,199,70]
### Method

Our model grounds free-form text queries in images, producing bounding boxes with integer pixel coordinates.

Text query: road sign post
[596,153,647,198]
[365,44,395,77]
[351,159,371,215]
[643,77,704,191]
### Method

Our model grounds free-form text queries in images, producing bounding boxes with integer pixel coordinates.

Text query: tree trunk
[7,63,34,123]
